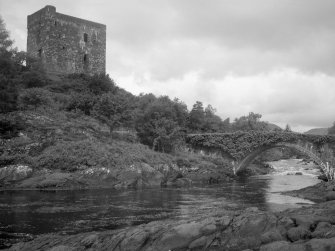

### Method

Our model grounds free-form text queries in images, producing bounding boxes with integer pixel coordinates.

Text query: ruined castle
[27,5,106,75]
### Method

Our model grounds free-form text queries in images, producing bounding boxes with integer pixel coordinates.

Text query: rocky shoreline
[2,180,335,251]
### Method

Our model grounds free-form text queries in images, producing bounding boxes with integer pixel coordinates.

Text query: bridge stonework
[186,132,335,179]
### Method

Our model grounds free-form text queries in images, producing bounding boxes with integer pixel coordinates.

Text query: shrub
[34,140,114,171]
[87,73,117,95]
[21,70,47,88]
[64,73,118,95]
[66,92,96,115]
[34,139,174,172]
[49,92,70,110]
[0,76,18,113]
[0,115,24,139]
[0,153,33,167]
[18,88,53,109]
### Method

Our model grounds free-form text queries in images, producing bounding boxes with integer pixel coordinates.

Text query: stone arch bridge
[186,132,335,179]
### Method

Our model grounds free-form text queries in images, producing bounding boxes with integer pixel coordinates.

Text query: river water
[0,159,321,236]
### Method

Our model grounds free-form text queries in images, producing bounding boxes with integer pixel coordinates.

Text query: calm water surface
[0,159,321,236]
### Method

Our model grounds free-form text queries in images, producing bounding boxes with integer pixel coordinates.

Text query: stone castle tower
[27,5,106,75]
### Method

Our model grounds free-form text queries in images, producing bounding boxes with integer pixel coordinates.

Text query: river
[0,159,321,237]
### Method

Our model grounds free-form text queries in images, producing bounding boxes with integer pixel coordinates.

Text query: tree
[329,122,335,135]
[87,73,117,95]
[187,101,205,132]
[0,75,18,113]
[135,95,187,153]
[0,16,13,52]
[66,92,97,115]
[93,91,135,131]
[0,16,18,113]
[232,112,268,132]
[221,117,231,132]
[285,124,292,132]
[203,105,225,132]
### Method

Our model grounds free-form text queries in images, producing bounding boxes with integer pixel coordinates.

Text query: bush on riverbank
[34,139,174,172]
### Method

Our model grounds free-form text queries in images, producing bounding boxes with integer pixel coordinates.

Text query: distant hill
[266,123,282,131]
[304,128,328,135]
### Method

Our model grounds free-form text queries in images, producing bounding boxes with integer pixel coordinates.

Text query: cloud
[117,69,335,131]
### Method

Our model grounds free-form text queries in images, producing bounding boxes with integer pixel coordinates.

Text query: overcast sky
[1,0,335,132]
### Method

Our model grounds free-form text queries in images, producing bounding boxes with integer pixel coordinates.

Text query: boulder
[218,209,278,250]
[116,163,164,188]
[261,229,284,244]
[261,241,310,251]
[312,222,335,238]
[290,214,331,230]
[80,234,99,248]
[314,221,332,231]
[147,217,224,251]
[0,165,33,183]
[188,236,208,249]
[166,177,192,187]
[260,241,303,251]
[305,237,335,251]
[287,226,311,242]
[326,191,335,201]
[17,172,86,189]
[119,228,150,251]
[277,216,295,235]
[47,245,75,251]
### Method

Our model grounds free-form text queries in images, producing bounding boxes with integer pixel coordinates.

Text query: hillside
[304,128,328,135]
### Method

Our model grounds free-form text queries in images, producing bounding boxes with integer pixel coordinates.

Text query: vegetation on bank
[187,131,335,160]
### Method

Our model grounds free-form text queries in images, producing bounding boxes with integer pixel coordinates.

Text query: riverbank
[3,180,335,251]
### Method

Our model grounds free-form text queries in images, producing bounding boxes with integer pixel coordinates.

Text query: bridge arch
[235,142,327,175]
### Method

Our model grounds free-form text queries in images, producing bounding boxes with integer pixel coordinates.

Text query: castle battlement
[27,5,106,75]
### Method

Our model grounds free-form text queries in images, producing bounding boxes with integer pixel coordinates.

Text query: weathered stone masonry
[27,5,106,75]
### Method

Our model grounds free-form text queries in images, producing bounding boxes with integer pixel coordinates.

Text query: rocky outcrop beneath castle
[0,111,234,190]
[1,163,183,190]
[8,200,335,251]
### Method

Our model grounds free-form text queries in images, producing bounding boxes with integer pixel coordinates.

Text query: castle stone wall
[27,5,106,75]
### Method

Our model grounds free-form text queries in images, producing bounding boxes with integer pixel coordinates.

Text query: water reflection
[0,171,317,236]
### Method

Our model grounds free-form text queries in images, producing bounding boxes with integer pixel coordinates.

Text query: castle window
[84,33,88,43]
[92,33,97,43]
[84,54,89,71]
[38,49,42,57]
[62,46,66,50]
[54,20,57,26]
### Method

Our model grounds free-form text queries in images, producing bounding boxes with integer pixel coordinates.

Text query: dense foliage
[231,112,272,132]
[186,131,335,160]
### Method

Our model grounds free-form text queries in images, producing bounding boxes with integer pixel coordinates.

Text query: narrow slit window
[84,33,88,43]
[38,49,42,57]
[84,54,89,71]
